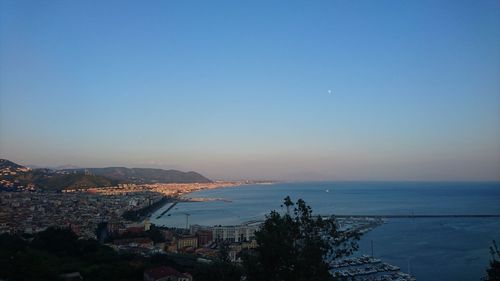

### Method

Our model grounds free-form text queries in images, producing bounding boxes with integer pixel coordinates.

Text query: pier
[156,201,178,219]
[332,214,500,219]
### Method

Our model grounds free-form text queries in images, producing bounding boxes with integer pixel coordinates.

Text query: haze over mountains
[0,159,211,191]
[26,164,82,170]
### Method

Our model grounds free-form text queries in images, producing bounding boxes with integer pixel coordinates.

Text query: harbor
[330,255,416,281]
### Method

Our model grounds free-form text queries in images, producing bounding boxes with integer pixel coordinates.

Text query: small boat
[325,189,330,193]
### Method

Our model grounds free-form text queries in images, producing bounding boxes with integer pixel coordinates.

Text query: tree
[486,240,500,281]
[193,242,243,281]
[31,226,79,255]
[194,261,243,281]
[147,225,166,243]
[217,242,231,263]
[243,197,359,281]
[0,228,143,281]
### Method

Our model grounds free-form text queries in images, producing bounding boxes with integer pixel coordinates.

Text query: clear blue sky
[1,0,499,181]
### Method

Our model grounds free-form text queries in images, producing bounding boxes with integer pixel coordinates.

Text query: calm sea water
[151,182,500,281]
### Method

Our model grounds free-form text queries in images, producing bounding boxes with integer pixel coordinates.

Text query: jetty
[332,214,500,219]
[156,202,178,219]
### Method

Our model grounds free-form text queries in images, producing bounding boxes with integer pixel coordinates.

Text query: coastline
[122,196,171,222]
[148,181,279,222]
[176,180,279,201]
[150,181,500,281]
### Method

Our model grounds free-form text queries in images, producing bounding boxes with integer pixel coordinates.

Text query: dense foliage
[242,196,359,281]
[486,240,500,281]
[194,244,243,281]
[0,228,143,281]
[0,227,224,281]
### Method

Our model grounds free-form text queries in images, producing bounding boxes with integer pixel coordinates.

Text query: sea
[150,181,500,281]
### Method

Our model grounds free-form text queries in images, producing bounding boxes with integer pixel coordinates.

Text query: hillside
[1,159,212,191]
[13,171,118,190]
[62,167,212,184]
[41,174,119,190]
[1,160,119,191]
[0,159,26,170]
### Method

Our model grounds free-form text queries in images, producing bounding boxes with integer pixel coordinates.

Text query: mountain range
[62,167,211,184]
[0,159,211,191]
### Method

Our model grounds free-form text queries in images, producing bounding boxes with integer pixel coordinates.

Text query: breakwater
[156,201,178,219]
[123,197,170,221]
[333,214,500,219]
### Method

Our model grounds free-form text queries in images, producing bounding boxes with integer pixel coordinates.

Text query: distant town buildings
[196,230,213,246]
[176,235,198,250]
[0,191,162,239]
[0,181,246,239]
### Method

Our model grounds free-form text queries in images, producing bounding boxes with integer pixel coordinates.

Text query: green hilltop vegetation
[0,159,212,191]
[11,170,118,191]
[41,173,119,191]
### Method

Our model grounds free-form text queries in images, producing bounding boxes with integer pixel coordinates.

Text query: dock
[332,214,500,219]
[330,255,416,281]
[156,201,178,219]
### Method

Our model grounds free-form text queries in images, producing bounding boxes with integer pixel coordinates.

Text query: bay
[151,181,500,281]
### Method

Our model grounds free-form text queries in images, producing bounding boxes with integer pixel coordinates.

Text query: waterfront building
[212,223,260,242]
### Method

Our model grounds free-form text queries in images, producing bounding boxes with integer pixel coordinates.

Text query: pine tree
[243,197,359,281]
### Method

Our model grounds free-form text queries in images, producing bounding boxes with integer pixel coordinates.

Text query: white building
[212,222,260,242]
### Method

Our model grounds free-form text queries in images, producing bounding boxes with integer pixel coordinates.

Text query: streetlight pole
[184,213,190,230]
[371,240,374,257]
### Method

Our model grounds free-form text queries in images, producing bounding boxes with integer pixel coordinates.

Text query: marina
[330,255,416,281]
